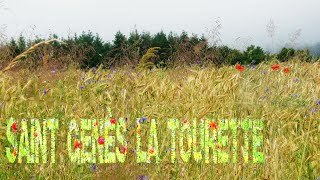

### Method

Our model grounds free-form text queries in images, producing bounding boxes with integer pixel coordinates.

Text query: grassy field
[0,61,319,179]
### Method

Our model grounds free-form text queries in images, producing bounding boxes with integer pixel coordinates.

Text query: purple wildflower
[293,78,300,83]
[265,88,270,93]
[80,86,85,89]
[137,175,149,180]
[292,94,300,97]
[142,117,147,122]
[250,65,256,69]
[90,164,97,173]
[310,108,317,113]
[317,100,320,105]
[262,71,267,75]
[43,89,47,95]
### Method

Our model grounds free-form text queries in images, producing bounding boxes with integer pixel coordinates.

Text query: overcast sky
[1,0,319,50]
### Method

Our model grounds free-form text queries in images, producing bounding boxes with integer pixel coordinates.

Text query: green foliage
[217,46,244,65]
[73,31,110,68]
[2,30,319,70]
[7,35,27,57]
[278,47,295,62]
[243,45,266,65]
[110,31,128,63]
[151,31,170,67]
[294,49,313,62]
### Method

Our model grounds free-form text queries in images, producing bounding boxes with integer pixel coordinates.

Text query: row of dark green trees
[2,30,319,70]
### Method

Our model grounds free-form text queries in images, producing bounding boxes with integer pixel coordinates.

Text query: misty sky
[1,0,319,50]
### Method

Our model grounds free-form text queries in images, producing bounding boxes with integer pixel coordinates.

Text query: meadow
[0,61,319,179]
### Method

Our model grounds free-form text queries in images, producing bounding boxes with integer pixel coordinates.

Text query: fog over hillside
[1,0,320,50]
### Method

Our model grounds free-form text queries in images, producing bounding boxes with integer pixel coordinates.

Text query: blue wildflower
[142,117,147,122]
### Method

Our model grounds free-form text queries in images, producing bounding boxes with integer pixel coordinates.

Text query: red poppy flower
[283,67,290,74]
[93,122,98,127]
[98,136,105,145]
[13,149,17,156]
[110,119,116,125]
[209,121,218,130]
[217,144,222,149]
[136,129,141,134]
[74,139,82,149]
[34,132,38,137]
[11,121,17,133]
[148,147,155,154]
[119,146,127,154]
[183,119,188,124]
[236,64,245,72]
[271,64,280,70]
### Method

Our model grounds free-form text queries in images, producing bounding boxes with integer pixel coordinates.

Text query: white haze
[1,0,320,51]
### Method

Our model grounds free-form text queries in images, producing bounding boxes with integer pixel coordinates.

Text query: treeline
[0,30,319,70]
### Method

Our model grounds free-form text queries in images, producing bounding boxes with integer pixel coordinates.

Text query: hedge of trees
[1,30,319,70]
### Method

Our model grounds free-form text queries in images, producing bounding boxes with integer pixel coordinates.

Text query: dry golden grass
[0,61,319,179]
